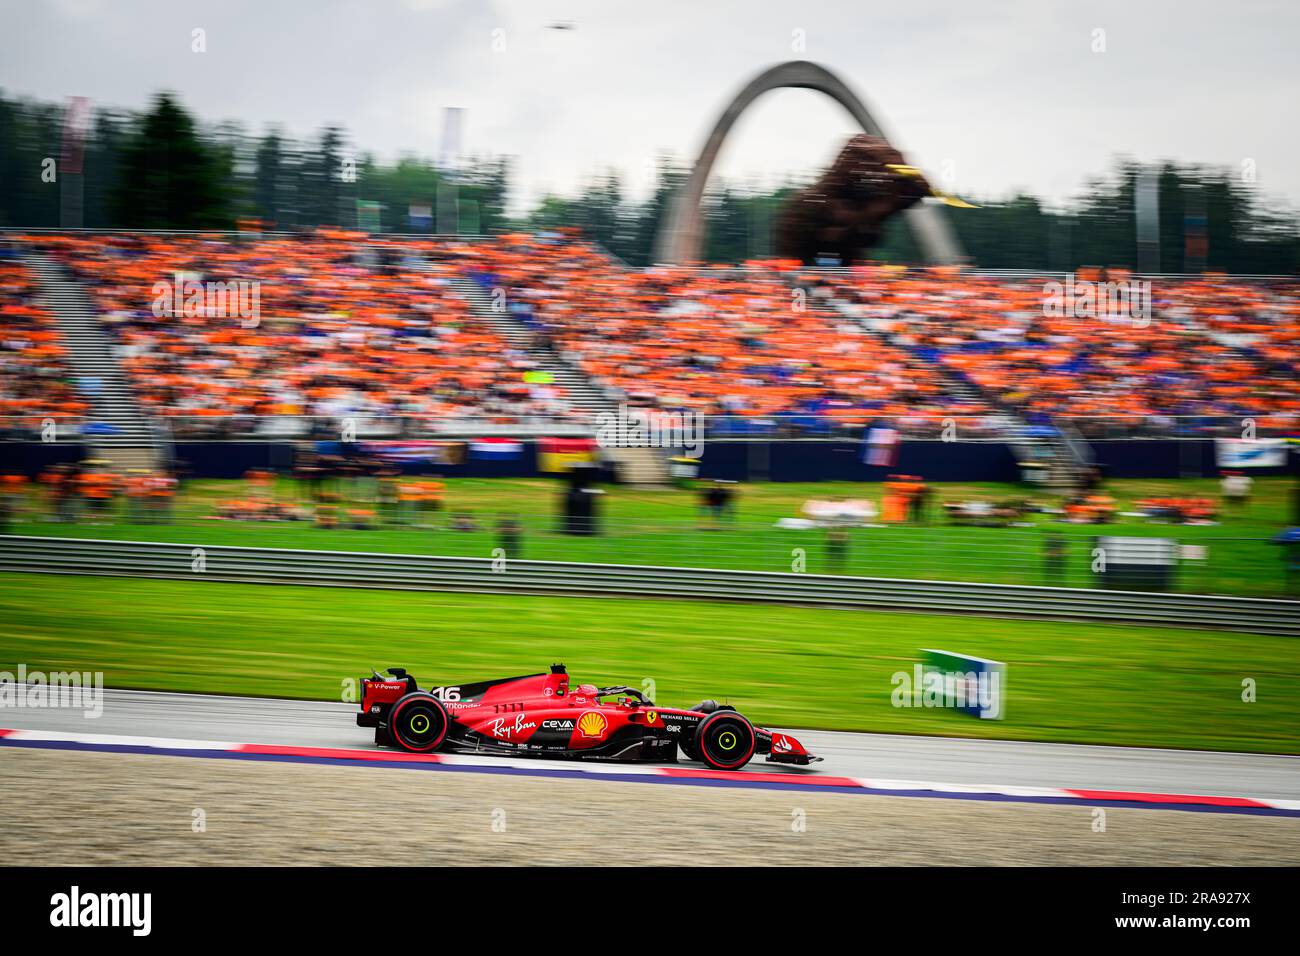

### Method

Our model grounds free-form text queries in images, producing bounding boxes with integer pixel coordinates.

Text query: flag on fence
[468,438,525,460]
[355,441,464,464]
[538,437,595,473]
[864,426,899,466]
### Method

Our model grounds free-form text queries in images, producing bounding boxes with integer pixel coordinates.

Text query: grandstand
[806,268,1300,426]
[449,235,991,422]
[37,232,578,425]
[0,258,86,426]
[4,229,1297,479]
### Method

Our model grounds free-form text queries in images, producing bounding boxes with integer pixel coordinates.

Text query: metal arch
[655,60,965,265]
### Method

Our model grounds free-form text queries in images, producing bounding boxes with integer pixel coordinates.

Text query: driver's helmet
[573,683,600,699]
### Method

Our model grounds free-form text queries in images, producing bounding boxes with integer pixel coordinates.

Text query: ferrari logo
[577,711,608,738]
[646,711,658,724]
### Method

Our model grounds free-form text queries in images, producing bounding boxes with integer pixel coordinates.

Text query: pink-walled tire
[388,692,449,753]
[695,711,756,771]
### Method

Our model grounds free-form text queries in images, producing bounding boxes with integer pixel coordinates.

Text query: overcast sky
[2,0,1297,216]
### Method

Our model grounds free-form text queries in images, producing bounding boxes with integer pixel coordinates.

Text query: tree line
[1,90,1296,273]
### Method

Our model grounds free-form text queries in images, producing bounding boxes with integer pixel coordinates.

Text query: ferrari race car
[357,663,820,771]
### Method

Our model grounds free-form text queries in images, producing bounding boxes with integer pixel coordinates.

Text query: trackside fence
[1,535,1296,636]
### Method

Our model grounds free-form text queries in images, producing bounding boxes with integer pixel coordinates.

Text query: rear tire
[694,711,756,771]
[388,692,449,754]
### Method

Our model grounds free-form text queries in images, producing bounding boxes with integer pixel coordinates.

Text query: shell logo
[577,711,608,738]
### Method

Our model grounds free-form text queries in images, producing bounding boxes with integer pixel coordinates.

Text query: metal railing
[794,265,1300,282]
[0,535,1295,635]
[154,414,594,441]
[6,232,1298,280]
[6,493,1290,597]
[4,413,1296,443]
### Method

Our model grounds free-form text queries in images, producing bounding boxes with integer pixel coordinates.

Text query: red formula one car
[357,663,820,771]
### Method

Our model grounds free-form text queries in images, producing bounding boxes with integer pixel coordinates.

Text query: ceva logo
[577,711,608,738]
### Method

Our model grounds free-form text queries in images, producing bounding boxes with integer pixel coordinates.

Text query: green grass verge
[0,572,1295,754]
[7,477,1297,596]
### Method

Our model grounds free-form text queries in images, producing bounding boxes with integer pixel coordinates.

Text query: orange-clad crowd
[5,232,1298,427]
[20,232,572,422]
[0,257,86,427]
[0,462,176,525]
[808,267,1300,426]
[441,235,990,421]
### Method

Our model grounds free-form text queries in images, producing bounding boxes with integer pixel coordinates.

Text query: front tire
[694,711,756,771]
[387,692,449,754]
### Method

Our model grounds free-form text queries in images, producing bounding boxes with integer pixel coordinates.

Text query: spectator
[1044,534,1068,585]
[497,513,523,559]
[1221,471,1252,511]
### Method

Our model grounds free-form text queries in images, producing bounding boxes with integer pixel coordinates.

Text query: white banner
[1215,438,1287,469]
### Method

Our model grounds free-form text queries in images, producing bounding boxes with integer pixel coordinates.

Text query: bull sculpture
[774,133,973,265]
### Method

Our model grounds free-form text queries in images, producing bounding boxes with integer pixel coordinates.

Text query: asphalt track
[2,688,1296,802]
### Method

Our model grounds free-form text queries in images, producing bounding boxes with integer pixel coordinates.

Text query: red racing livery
[357,663,819,771]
